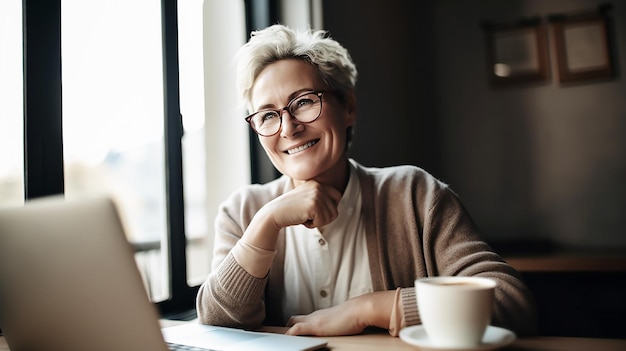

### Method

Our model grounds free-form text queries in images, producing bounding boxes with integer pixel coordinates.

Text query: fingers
[285,308,365,337]
[301,182,341,227]
[285,316,317,336]
[285,323,309,336]
[270,180,342,229]
[285,316,303,335]
[286,315,299,327]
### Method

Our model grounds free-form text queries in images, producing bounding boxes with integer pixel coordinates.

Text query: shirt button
[318,238,326,246]
[320,290,328,298]
[347,207,354,215]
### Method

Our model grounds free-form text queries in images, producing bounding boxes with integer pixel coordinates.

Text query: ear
[344,89,357,125]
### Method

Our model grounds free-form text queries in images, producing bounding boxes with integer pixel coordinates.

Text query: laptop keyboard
[166,342,217,351]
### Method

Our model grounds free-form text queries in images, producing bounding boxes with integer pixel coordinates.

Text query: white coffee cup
[415,276,496,348]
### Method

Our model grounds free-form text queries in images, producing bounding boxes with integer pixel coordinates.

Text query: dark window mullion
[244,0,282,184]
[158,0,198,316]
[23,0,64,199]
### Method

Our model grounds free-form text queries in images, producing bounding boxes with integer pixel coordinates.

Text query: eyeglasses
[245,91,324,137]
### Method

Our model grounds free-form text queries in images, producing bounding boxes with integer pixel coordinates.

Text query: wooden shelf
[504,251,626,272]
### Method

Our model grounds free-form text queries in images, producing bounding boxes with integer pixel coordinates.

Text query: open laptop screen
[0,196,169,351]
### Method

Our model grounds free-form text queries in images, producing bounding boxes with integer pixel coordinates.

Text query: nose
[279,109,304,137]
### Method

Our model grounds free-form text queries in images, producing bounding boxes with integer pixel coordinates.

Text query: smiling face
[250,59,356,190]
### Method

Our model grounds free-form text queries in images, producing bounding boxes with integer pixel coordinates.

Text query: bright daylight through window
[0,0,24,208]
[1,0,248,308]
[60,0,209,301]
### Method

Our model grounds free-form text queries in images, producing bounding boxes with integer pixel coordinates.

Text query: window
[178,0,209,288]
[0,0,24,207]
[10,0,308,317]
[62,0,170,301]
[11,0,247,317]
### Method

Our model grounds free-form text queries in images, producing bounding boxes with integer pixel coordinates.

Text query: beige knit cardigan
[196,160,537,336]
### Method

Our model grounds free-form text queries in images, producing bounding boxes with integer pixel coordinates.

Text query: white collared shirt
[282,161,373,321]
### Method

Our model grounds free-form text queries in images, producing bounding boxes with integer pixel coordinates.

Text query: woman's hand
[241,180,342,251]
[269,180,342,229]
[285,291,396,336]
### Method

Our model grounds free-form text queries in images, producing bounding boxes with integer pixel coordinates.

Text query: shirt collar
[320,161,360,234]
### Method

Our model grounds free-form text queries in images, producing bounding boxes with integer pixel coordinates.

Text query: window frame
[22,0,196,317]
[23,0,64,199]
[21,0,280,318]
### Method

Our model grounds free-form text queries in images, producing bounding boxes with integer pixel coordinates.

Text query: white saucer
[399,325,516,351]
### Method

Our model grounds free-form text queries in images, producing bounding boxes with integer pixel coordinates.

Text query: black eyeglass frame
[244,91,325,137]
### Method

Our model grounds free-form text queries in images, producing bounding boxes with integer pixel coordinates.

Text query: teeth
[287,140,318,155]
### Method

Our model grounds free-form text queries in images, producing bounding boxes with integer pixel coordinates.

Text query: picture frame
[483,18,550,87]
[549,9,613,83]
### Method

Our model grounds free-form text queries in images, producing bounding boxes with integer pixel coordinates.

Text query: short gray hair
[235,24,358,113]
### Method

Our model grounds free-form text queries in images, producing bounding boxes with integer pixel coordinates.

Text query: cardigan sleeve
[356,162,537,337]
[195,189,270,330]
[196,253,267,328]
[388,287,420,336]
[418,186,538,336]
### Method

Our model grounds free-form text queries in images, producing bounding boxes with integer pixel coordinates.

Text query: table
[263,326,626,351]
[3,326,625,351]
[319,334,626,350]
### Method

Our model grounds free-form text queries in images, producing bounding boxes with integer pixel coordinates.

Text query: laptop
[0,195,327,351]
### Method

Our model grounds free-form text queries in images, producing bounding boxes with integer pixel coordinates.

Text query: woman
[196,24,537,337]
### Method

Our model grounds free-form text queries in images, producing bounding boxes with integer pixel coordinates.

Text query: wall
[201,0,249,273]
[322,1,441,172]
[323,0,626,250]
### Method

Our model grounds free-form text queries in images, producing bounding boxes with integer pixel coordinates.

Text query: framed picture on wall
[549,7,614,84]
[482,18,550,87]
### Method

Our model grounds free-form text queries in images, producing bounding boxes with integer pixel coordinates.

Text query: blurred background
[324,0,626,253]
